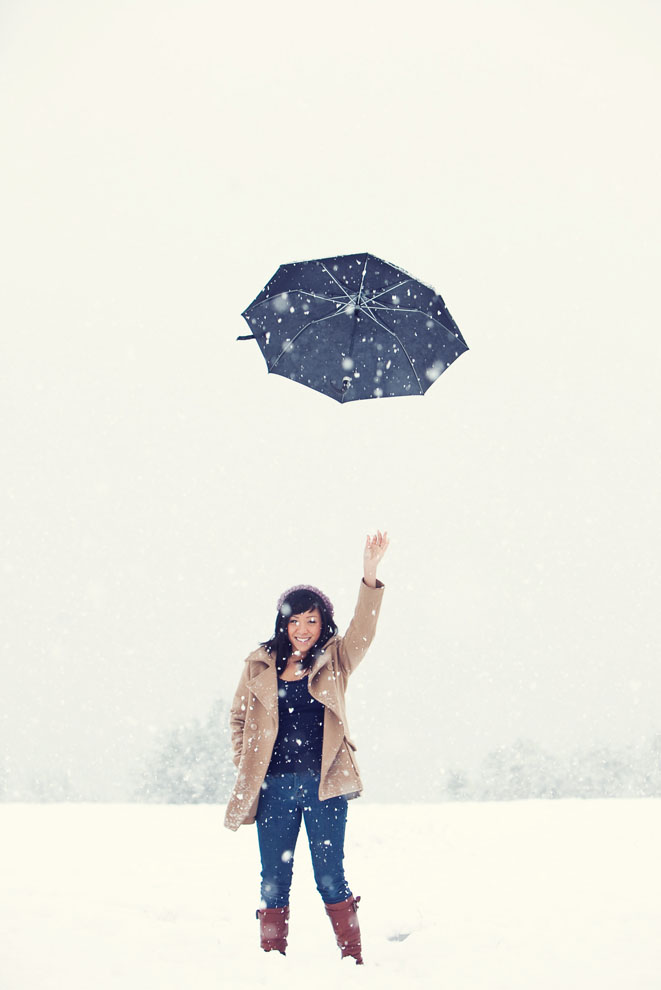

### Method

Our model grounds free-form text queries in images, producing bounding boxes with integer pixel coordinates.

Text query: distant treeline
[434,735,661,802]
[136,699,235,804]
[136,716,661,803]
[3,702,661,803]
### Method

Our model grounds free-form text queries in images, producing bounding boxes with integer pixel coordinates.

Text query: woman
[224,530,389,963]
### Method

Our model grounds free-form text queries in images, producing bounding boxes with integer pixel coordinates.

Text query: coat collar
[244,648,276,718]
[309,636,338,679]
[246,639,342,719]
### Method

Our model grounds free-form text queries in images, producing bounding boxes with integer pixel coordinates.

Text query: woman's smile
[287,608,322,655]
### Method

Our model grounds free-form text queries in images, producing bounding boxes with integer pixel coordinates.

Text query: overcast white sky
[1,0,659,798]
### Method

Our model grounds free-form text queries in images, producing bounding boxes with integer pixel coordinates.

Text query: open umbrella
[238,252,468,403]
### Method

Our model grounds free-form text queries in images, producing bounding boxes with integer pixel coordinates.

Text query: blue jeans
[255,771,351,909]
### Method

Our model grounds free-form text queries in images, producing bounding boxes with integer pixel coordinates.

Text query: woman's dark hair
[261,588,338,676]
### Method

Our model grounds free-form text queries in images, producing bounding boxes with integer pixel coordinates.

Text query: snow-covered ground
[2,801,659,989]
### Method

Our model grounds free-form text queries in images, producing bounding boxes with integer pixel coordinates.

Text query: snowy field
[2,801,660,990]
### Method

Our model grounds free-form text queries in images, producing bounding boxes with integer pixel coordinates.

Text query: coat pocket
[343,737,361,776]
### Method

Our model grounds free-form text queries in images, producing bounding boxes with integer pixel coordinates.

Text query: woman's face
[286,607,322,657]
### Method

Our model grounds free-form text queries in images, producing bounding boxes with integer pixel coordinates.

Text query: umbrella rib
[299,290,348,304]
[356,255,369,306]
[347,255,369,376]
[269,306,347,371]
[368,303,425,315]
[357,301,425,394]
[366,302,461,335]
[366,278,413,302]
[245,289,348,312]
[319,263,354,303]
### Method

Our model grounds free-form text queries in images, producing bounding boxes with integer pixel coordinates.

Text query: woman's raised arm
[363,529,389,588]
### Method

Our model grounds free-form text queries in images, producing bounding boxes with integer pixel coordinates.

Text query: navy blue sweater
[267,676,325,774]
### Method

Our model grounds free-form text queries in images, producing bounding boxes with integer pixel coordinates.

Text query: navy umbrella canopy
[238,253,468,403]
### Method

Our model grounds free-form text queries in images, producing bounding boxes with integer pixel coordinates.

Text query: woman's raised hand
[363,530,389,587]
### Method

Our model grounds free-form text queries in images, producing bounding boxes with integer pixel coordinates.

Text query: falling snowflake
[425,361,445,382]
[272,293,289,313]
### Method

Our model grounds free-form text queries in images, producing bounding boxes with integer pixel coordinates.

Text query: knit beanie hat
[276,585,335,618]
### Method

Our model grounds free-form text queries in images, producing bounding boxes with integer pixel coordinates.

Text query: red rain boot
[324,894,363,964]
[256,905,289,955]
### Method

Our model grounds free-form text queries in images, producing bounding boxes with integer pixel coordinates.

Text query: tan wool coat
[224,579,385,831]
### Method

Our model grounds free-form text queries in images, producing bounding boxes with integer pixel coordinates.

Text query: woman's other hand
[363,530,389,588]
